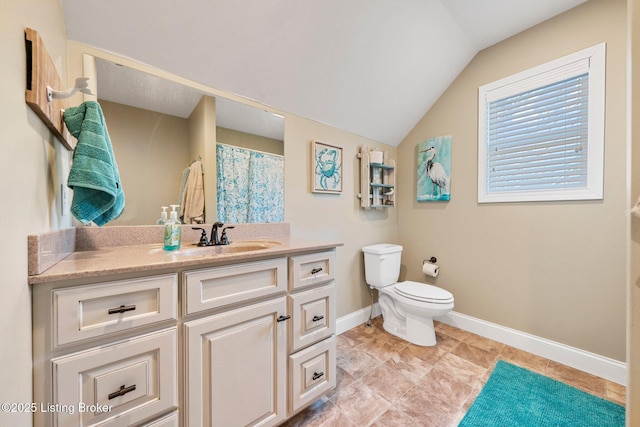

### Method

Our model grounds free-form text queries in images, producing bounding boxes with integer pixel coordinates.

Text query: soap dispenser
[163,205,182,251]
[156,206,168,225]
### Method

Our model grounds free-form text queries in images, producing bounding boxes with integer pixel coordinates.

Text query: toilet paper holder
[423,257,437,264]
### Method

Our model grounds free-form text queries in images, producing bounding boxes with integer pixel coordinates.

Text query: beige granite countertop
[28,223,342,284]
[28,237,341,284]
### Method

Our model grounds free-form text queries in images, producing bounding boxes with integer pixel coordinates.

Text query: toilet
[362,244,454,346]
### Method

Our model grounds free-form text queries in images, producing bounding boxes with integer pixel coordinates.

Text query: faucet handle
[191,227,210,246]
[220,226,235,245]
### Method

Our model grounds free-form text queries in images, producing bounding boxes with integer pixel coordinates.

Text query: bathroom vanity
[28,224,340,427]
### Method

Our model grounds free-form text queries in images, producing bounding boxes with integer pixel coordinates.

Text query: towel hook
[46,77,95,102]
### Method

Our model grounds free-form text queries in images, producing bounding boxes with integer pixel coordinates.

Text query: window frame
[477,43,606,203]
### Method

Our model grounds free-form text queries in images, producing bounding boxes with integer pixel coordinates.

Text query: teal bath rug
[459,360,624,427]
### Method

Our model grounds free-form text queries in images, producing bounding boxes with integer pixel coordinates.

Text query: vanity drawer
[53,274,178,347]
[288,251,335,291]
[288,283,335,353]
[183,257,287,315]
[52,328,177,427]
[288,336,336,415]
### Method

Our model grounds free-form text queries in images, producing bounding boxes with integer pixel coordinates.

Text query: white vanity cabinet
[32,244,338,427]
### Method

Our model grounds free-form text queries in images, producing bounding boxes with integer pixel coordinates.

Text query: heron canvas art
[417,135,451,201]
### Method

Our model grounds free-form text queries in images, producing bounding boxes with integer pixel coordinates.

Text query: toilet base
[382,313,437,347]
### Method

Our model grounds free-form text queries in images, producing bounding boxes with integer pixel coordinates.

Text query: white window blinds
[478,43,605,203]
[487,73,589,193]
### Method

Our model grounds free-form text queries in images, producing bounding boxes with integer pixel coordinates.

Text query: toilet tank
[362,244,403,288]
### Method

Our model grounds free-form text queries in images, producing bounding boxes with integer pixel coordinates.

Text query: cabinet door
[185,297,287,427]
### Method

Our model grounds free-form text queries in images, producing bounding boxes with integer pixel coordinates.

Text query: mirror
[90,56,285,225]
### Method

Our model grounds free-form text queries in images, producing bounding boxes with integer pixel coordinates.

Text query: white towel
[180,160,205,224]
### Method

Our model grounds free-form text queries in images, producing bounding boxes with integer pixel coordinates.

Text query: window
[478,43,605,203]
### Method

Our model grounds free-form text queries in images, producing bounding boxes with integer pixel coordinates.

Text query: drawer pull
[276,315,291,322]
[108,384,137,400]
[108,304,137,315]
[311,267,323,275]
[312,315,325,322]
[312,371,324,381]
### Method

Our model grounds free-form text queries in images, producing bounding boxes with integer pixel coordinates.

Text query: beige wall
[1,0,69,425]
[398,0,627,361]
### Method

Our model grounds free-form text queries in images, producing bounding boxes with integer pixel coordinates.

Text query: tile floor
[282,317,626,427]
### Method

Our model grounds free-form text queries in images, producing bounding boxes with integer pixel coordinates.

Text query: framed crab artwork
[312,140,343,194]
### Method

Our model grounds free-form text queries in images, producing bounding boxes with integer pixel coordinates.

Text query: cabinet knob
[312,371,324,381]
[312,315,324,322]
[276,315,291,322]
[311,267,323,275]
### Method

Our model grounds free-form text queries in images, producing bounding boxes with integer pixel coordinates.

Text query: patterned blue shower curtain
[216,143,284,223]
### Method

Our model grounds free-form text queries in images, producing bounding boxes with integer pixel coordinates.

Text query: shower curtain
[216,143,284,223]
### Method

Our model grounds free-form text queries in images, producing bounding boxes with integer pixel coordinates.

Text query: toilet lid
[394,281,454,304]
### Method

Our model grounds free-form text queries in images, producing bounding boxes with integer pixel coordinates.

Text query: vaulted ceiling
[61,0,587,146]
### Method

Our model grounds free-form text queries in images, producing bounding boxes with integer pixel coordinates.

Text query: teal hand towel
[64,101,125,226]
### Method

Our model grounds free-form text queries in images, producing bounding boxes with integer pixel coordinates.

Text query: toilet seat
[394,281,454,304]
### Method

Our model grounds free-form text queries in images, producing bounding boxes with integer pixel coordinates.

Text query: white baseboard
[336,303,381,335]
[337,306,626,385]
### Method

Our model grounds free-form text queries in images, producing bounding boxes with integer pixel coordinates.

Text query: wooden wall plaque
[25,27,75,150]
